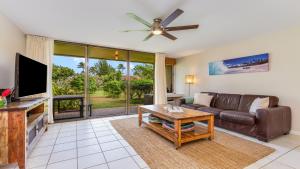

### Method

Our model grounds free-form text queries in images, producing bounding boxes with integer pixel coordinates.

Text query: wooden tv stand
[0,98,48,169]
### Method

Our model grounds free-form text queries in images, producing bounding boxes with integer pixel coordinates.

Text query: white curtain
[154,53,167,104]
[26,35,54,123]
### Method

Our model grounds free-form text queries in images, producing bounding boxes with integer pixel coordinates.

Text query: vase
[0,97,7,107]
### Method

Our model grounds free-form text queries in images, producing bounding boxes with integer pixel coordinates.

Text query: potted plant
[0,89,12,107]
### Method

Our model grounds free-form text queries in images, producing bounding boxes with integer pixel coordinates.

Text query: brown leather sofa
[178,92,291,142]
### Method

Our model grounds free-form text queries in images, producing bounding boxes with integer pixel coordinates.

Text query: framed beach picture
[209,53,269,75]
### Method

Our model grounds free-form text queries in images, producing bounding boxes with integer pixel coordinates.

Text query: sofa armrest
[256,106,291,141]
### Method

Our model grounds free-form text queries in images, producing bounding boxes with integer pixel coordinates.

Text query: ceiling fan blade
[122,29,150,32]
[143,33,153,41]
[161,9,184,27]
[165,25,199,31]
[126,13,152,28]
[162,32,177,40]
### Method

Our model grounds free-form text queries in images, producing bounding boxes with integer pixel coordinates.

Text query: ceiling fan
[124,9,199,41]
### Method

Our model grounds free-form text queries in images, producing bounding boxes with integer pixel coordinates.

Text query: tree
[77,62,85,73]
[102,80,123,98]
[117,63,126,74]
[133,64,154,80]
[130,79,153,99]
[52,65,75,81]
[70,74,98,94]
[90,60,115,76]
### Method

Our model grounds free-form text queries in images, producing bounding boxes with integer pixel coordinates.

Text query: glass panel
[53,41,157,118]
[129,60,154,114]
[88,47,127,117]
[52,55,85,120]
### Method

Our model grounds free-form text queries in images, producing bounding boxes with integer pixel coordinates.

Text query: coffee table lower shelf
[142,118,212,147]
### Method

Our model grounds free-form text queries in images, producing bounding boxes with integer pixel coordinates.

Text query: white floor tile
[132,155,148,168]
[41,133,58,140]
[30,165,46,169]
[36,139,56,148]
[277,147,300,169]
[92,123,108,128]
[78,153,106,169]
[32,116,300,169]
[86,164,109,169]
[77,128,94,134]
[77,132,96,140]
[77,126,92,130]
[114,134,124,140]
[103,147,130,162]
[58,131,76,138]
[56,136,76,144]
[46,159,77,169]
[100,141,123,151]
[53,142,76,152]
[93,126,110,132]
[119,139,130,147]
[108,157,140,169]
[49,149,77,164]
[125,146,137,156]
[60,128,76,133]
[30,146,53,157]
[95,130,114,137]
[97,135,117,143]
[77,138,99,147]
[78,144,102,157]
[262,161,294,169]
[27,154,50,168]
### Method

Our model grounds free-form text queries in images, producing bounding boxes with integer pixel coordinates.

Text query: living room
[0,0,300,169]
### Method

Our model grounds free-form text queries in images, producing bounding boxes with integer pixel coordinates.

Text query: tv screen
[15,53,47,97]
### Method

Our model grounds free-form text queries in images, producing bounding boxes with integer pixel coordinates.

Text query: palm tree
[77,62,85,73]
[117,63,125,74]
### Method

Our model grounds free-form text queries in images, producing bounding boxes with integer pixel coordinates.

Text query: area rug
[111,118,274,169]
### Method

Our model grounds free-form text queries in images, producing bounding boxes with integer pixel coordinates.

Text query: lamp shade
[185,75,194,84]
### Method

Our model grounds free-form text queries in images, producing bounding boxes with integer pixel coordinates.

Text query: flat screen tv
[15,53,47,98]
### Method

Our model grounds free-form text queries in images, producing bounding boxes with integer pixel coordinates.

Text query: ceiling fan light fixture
[152,29,162,35]
[152,18,163,35]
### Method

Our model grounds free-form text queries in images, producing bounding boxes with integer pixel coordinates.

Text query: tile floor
[27,114,300,169]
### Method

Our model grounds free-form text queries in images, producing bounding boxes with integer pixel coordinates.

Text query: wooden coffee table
[138,105,214,149]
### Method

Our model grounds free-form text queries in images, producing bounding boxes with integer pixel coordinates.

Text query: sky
[223,53,269,66]
[53,55,150,75]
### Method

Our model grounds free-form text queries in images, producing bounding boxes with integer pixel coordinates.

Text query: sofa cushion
[185,97,194,104]
[193,93,214,107]
[238,95,279,112]
[181,104,205,110]
[220,111,256,126]
[201,92,218,107]
[197,107,223,118]
[214,94,241,110]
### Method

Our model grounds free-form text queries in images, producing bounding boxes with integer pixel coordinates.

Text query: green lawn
[90,90,143,109]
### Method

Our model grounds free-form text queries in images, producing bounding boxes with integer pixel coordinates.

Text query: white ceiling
[1,0,300,57]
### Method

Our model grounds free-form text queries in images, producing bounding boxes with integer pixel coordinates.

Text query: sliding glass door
[52,54,86,120]
[53,41,157,118]
[128,51,154,114]
[87,47,128,117]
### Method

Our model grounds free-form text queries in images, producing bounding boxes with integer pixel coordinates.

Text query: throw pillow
[249,97,270,115]
[193,93,213,107]
[185,97,194,104]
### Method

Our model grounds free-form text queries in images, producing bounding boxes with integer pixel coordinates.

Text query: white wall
[0,12,25,88]
[175,25,300,133]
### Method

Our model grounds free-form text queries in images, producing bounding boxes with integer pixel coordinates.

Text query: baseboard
[290,130,300,136]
